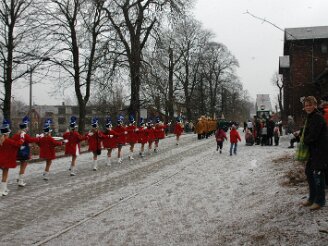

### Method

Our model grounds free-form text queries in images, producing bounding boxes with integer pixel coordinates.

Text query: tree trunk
[168,48,174,123]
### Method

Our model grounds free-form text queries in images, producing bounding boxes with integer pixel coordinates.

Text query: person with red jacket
[229,124,241,156]
[0,120,24,196]
[113,115,127,164]
[37,120,63,180]
[63,116,86,176]
[215,126,228,154]
[85,118,106,171]
[154,117,169,153]
[137,118,148,157]
[173,117,184,145]
[126,116,138,160]
[102,118,118,167]
[12,116,39,187]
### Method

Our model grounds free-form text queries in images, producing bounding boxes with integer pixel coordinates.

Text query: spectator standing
[301,96,328,210]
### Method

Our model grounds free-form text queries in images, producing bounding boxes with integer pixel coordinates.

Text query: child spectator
[245,128,254,146]
[229,125,241,156]
[215,126,227,153]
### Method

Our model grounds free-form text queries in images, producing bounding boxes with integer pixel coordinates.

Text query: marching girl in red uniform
[154,117,169,153]
[86,118,105,171]
[12,116,39,187]
[146,119,156,155]
[113,115,127,164]
[126,116,139,161]
[37,120,63,180]
[0,120,24,196]
[174,117,184,145]
[102,118,118,167]
[137,118,148,157]
[63,116,86,176]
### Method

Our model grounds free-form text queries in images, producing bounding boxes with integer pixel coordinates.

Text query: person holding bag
[301,96,328,210]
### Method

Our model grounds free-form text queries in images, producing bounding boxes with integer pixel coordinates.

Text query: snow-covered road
[0,131,327,245]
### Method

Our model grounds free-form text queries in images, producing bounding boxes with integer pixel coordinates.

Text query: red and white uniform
[137,126,148,144]
[154,123,167,140]
[174,123,184,137]
[126,125,139,144]
[146,126,155,143]
[63,131,86,156]
[113,125,127,146]
[0,138,24,168]
[38,136,63,160]
[102,129,118,149]
[12,133,39,160]
[86,131,105,152]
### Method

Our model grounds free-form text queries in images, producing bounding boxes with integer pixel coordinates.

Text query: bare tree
[41,0,109,133]
[272,71,284,115]
[0,0,40,120]
[102,0,187,117]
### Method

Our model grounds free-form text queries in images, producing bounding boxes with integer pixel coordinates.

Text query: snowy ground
[0,130,327,245]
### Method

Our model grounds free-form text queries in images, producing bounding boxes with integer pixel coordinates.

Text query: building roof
[285,26,328,41]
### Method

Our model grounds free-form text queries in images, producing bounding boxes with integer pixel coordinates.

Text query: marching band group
[0,115,185,197]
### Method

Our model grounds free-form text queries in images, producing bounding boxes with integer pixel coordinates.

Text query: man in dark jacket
[302,96,328,210]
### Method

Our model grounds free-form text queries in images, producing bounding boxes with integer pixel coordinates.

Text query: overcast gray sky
[193,0,327,106]
[13,0,327,107]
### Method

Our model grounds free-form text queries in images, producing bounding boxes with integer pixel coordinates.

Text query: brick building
[279,26,328,126]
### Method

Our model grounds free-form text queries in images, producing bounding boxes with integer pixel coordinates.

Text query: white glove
[88,132,94,136]
[124,131,128,134]
[143,127,147,130]
[63,139,69,143]
[135,128,139,132]
[109,135,114,138]
[20,132,26,139]
[20,146,26,150]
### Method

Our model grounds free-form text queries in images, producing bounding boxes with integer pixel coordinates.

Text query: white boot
[43,171,49,181]
[107,158,111,167]
[93,160,98,171]
[17,174,26,187]
[118,157,123,164]
[0,182,8,196]
[70,166,76,176]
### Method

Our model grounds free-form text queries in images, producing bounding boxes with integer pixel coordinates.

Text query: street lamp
[14,57,50,113]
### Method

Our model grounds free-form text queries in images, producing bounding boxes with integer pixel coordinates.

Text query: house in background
[279,26,328,126]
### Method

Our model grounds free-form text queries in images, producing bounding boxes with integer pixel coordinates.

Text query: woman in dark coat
[302,96,328,210]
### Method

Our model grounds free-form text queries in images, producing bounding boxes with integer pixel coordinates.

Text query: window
[58,107,66,115]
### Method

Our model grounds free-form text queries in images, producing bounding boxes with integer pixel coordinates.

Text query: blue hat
[69,116,77,129]
[91,117,99,128]
[129,115,135,124]
[155,117,161,124]
[117,115,124,124]
[147,118,153,126]
[0,119,11,134]
[139,117,145,126]
[43,118,53,132]
[19,116,30,129]
[105,117,112,128]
